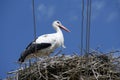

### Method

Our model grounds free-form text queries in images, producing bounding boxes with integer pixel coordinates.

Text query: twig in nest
[92,68,99,80]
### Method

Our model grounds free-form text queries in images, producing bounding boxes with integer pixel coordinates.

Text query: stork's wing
[18,43,51,62]
[35,34,57,44]
[25,38,37,49]
[18,34,57,63]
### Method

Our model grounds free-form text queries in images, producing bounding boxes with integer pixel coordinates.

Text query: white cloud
[117,0,120,4]
[92,1,105,20]
[69,15,79,21]
[92,0,120,22]
[106,12,118,22]
[37,4,55,19]
[92,1,105,10]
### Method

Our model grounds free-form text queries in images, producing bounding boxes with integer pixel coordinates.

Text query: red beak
[59,25,71,32]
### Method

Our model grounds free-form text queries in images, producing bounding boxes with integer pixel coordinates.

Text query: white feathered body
[34,30,65,56]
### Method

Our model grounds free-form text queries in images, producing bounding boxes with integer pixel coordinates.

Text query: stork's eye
[57,21,60,24]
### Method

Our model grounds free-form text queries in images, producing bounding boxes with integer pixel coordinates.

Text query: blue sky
[0,0,120,78]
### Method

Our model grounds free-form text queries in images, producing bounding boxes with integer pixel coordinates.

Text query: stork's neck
[54,26,63,35]
[53,24,64,40]
[54,26,65,48]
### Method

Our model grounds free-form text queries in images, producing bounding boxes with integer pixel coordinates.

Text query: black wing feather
[18,43,51,62]
[25,38,37,49]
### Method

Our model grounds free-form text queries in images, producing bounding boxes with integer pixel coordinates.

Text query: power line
[32,0,37,57]
[88,0,91,53]
[86,0,92,54]
[81,0,84,55]
[86,0,89,54]
[32,0,37,40]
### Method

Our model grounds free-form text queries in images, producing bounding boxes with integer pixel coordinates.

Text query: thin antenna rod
[81,0,84,55]
[32,0,37,62]
[32,0,37,40]
[86,0,89,54]
[86,0,92,54]
[88,0,91,54]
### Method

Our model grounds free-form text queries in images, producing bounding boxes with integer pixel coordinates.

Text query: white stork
[18,20,70,63]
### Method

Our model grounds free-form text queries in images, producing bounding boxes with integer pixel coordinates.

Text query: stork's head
[52,20,70,32]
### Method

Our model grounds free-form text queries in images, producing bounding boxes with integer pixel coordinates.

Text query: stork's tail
[18,50,29,63]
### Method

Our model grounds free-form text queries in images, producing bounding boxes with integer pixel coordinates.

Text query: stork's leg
[54,49,63,56]
[28,54,42,62]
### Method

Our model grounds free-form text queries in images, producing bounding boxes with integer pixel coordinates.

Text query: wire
[88,0,91,53]
[86,0,89,54]
[86,0,92,54]
[81,0,84,55]
[32,0,37,55]
[32,0,37,40]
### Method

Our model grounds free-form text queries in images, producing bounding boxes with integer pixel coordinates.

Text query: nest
[7,50,120,80]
